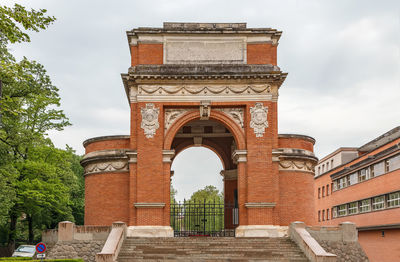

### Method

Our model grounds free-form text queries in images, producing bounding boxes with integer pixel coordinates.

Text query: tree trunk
[27,214,34,244]
[8,208,18,251]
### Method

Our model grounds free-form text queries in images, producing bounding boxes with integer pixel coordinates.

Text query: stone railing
[42,221,111,243]
[306,222,357,242]
[289,222,337,262]
[96,222,127,262]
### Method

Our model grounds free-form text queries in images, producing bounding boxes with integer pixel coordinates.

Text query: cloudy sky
[5,0,399,201]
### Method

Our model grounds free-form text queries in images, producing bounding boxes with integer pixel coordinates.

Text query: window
[322,164,325,173]
[326,208,329,220]
[360,199,371,213]
[331,183,334,194]
[331,159,334,168]
[348,173,358,185]
[322,186,325,197]
[388,192,400,207]
[374,161,385,177]
[318,210,321,222]
[318,166,321,175]
[372,196,385,210]
[348,202,358,215]
[318,188,321,199]
[322,210,325,221]
[358,168,369,182]
[338,204,347,216]
[388,154,400,172]
[338,177,347,189]
[332,207,337,218]
[333,181,338,191]
[326,184,330,196]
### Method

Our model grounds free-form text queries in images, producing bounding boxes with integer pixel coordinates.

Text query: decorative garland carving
[250,103,269,137]
[141,103,160,138]
[84,160,128,175]
[216,108,244,129]
[279,160,314,172]
[164,109,193,134]
[138,84,271,95]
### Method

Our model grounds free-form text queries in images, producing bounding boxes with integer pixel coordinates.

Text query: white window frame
[359,199,371,213]
[348,202,358,215]
[387,192,400,208]
[372,196,385,210]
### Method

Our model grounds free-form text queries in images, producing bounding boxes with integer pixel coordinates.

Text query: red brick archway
[81,23,318,238]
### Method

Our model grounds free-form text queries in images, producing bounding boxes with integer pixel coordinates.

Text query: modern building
[315,126,400,262]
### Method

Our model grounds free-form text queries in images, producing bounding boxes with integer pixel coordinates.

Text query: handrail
[289,222,337,262]
[96,222,126,262]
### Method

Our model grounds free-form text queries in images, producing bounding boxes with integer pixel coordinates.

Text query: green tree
[0,3,83,248]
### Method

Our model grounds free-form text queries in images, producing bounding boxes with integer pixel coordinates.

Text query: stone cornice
[272,148,318,174]
[82,135,130,148]
[134,203,166,208]
[245,202,276,208]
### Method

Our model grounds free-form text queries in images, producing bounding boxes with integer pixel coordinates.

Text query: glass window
[322,210,325,221]
[348,202,358,215]
[374,161,385,176]
[338,204,347,216]
[326,184,330,196]
[322,186,325,197]
[332,207,337,218]
[360,199,371,213]
[333,181,338,191]
[358,168,370,182]
[318,210,321,222]
[372,196,385,210]
[338,177,347,189]
[318,188,321,198]
[387,192,400,207]
[348,173,358,185]
[388,154,400,172]
[326,208,330,220]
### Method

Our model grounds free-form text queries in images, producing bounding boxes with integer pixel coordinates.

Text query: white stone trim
[245,202,276,208]
[137,95,273,102]
[232,150,247,163]
[236,225,288,238]
[134,203,166,208]
[127,226,173,237]
[162,150,175,162]
[126,151,138,163]
[220,169,238,180]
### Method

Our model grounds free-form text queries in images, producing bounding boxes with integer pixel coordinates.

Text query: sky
[4,0,400,201]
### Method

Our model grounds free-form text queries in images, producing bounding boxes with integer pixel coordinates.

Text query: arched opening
[168,118,239,236]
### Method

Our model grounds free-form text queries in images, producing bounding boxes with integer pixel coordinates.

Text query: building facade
[315,126,400,262]
[80,23,318,237]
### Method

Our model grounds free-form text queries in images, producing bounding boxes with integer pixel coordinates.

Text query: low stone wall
[47,240,105,262]
[43,221,111,262]
[307,222,369,262]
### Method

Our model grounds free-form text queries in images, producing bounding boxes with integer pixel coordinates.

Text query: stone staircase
[117,237,309,261]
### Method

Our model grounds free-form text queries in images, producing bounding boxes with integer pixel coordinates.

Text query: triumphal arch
[81,23,318,237]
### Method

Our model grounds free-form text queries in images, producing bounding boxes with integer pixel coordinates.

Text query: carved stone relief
[216,108,244,129]
[279,160,314,173]
[164,108,194,134]
[141,103,160,138]
[84,160,128,175]
[138,84,271,96]
[250,103,269,137]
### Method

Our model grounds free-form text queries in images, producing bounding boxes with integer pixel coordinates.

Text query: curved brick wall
[83,135,130,154]
[85,172,129,225]
[82,136,132,226]
[279,170,315,225]
[278,134,315,152]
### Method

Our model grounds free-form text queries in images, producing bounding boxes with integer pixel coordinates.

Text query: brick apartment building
[315,126,400,262]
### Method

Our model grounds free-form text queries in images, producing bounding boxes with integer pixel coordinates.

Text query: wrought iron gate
[170,199,238,237]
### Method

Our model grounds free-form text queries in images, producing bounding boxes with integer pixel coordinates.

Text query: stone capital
[162,150,175,162]
[232,150,247,164]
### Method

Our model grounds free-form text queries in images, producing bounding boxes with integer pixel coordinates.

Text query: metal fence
[170,199,237,237]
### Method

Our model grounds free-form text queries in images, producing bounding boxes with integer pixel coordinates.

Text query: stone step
[117,237,309,262]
